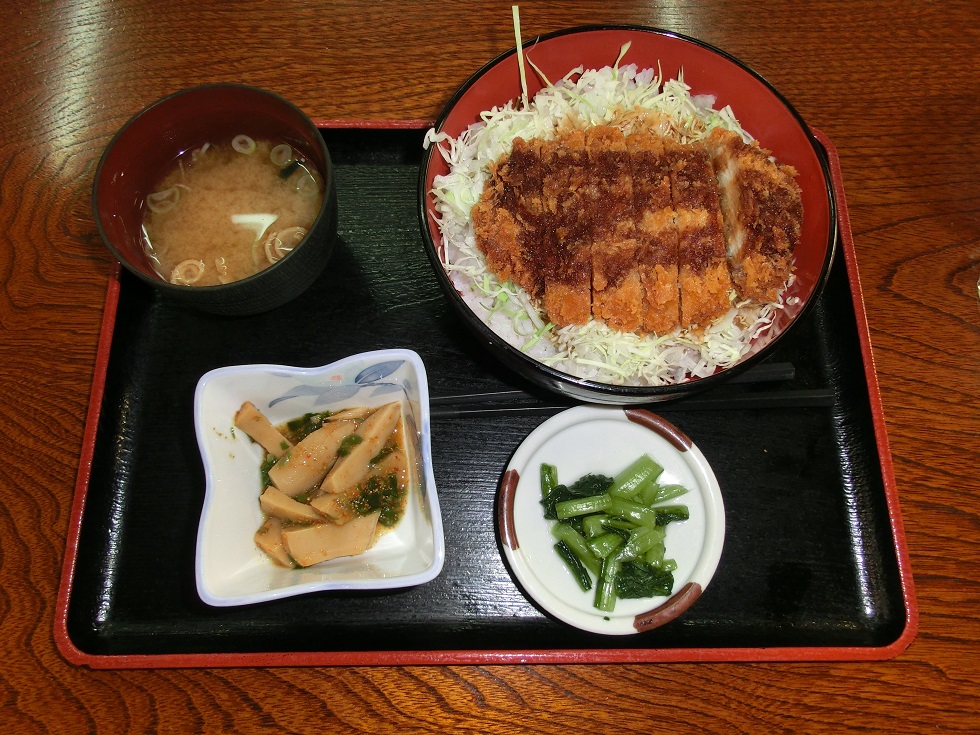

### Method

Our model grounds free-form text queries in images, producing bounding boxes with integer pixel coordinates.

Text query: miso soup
[141,135,324,286]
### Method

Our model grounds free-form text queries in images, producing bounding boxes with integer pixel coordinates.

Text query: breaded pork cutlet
[471,137,547,298]
[539,129,593,326]
[471,123,800,338]
[626,129,680,335]
[587,126,647,333]
[666,138,734,328]
[707,128,803,302]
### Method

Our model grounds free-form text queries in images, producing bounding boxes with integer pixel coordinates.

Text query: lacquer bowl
[94,83,337,316]
[419,25,837,404]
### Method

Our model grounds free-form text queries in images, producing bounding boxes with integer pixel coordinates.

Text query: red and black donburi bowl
[418,25,837,405]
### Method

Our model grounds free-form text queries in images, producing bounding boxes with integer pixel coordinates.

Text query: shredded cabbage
[425,62,788,386]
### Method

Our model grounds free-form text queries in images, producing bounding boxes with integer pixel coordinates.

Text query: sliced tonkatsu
[708,127,803,302]
[587,125,646,334]
[470,136,547,298]
[538,129,594,326]
[469,122,801,336]
[665,138,734,328]
[625,129,680,335]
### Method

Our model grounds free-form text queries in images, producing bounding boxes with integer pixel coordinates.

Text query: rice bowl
[418,26,836,404]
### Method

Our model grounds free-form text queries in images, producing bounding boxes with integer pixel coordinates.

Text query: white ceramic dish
[194,349,444,606]
[497,406,724,634]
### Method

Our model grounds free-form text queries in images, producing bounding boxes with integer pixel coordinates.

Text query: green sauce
[284,411,333,442]
[370,441,396,466]
[336,434,363,456]
[259,453,277,488]
[345,474,407,527]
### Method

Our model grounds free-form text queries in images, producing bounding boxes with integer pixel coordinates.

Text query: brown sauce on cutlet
[737,168,802,259]
[593,242,635,285]
[667,141,733,327]
[629,154,675,268]
[470,124,801,333]
[668,145,728,274]
[668,152,717,214]
[494,140,539,208]
[681,219,726,273]
[706,127,802,302]
[637,214,677,268]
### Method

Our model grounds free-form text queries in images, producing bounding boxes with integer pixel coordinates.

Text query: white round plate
[497,406,725,635]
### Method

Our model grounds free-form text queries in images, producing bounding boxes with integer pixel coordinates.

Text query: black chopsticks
[429,362,836,419]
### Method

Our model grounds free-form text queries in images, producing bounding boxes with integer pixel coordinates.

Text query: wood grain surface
[1,1,978,732]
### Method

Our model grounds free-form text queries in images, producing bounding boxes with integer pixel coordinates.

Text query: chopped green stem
[551,523,602,577]
[606,496,660,526]
[554,541,593,591]
[619,526,667,560]
[594,555,621,613]
[582,513,610,539]
[642,540,667,567]
[602,517,635,532]
[640,482,689,506]
[540,463,558,498]
[556,493,611,519]
[607,454,664,498]
[587,532,625,560]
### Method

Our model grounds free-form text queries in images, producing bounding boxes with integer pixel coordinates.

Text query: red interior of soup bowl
[95,84,330,283]
[421,26,837,387]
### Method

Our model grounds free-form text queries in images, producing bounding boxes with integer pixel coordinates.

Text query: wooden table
[2,1,977,731]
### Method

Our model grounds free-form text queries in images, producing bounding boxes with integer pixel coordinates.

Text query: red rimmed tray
[55,124,916,667]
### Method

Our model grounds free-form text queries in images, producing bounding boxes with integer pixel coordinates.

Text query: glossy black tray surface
[63,127,909,664]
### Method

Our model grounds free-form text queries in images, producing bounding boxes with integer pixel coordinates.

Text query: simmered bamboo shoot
[325,407,373,422]
[268,419,357,497]
[259,485,324,523]
[235,401,292,458]
[282,512,382,567]
[254,517,295,568]
[309,448,408,525]
[371,445,408,486]
[319,403,401,495]
[309,492,355,524]
[247,399,412,569]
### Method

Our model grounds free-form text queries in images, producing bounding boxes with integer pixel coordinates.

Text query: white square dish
[194,349,444,606]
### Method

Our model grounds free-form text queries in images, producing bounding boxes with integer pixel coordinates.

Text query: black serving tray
[56,126,916,667]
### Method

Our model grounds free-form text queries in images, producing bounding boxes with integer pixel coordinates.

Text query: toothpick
[512,5,528,108]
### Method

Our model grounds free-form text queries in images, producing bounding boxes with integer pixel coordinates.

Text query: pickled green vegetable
[540,455,690,613]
